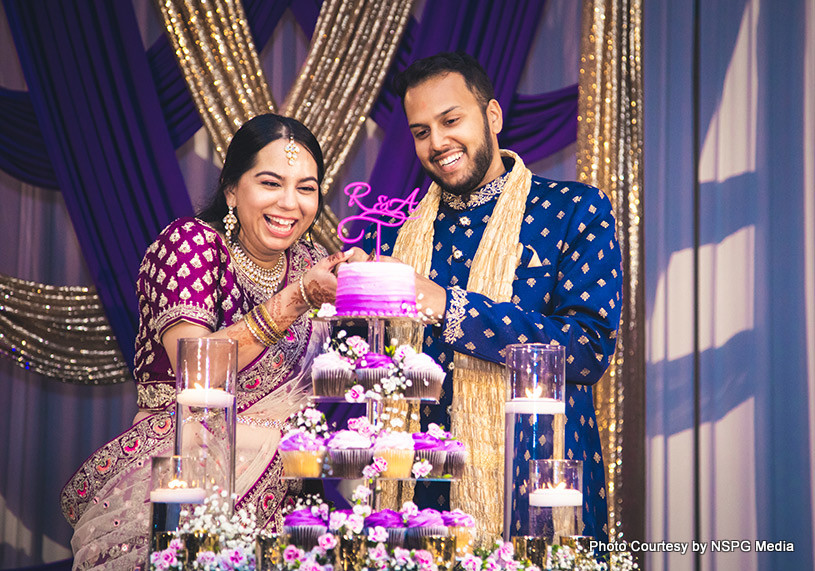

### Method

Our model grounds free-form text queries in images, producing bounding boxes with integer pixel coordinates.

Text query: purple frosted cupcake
[311,352,354,397]
[283,508,328,549]
[441,509,476,555]
[355,352,393,390]
[441,439,466,478]
[411,432,446,478]
[326,430,373,478]
[365,509,407,547]
[279,431,326,478]
[402,353,445,399]
[405,508,447,548]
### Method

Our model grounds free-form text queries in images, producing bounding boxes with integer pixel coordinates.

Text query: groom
[361,52,622,543]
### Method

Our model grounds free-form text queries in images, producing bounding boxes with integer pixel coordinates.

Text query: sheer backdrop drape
[645,1,815,569]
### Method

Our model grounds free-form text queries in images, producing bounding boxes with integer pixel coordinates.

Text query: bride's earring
[223,205,237,242]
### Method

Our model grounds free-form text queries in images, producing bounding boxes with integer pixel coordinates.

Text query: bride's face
[226,139,320,267]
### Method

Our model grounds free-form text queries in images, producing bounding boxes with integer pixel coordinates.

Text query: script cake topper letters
[336,182,421,260]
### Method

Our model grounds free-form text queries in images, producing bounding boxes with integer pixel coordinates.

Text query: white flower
[318,303,337,317]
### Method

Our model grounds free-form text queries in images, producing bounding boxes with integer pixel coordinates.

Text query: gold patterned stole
[393,150,532,544]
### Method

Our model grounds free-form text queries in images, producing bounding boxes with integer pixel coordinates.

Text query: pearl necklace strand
[229,240,286,297]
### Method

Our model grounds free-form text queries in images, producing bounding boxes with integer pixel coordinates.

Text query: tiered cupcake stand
[284,314,455,506]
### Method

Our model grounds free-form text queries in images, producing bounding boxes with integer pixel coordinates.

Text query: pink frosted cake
[335,262,417,317]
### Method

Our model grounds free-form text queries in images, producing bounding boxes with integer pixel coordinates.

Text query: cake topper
[336,182,421,260]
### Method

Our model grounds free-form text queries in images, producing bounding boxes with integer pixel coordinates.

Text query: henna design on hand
[305,280,335,306]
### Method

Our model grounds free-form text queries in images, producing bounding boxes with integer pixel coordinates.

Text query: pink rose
[401,501,419,518]
[427,423,450,440]
[369,543,389,560]
[414,549,434,566]
[168,538,184,551]
[345,385,365,403]
[368,525,388,543]
[346,514,365,534]
[372,456,388,473]
[195,551,217,565]
[161,550,178,566]
[462,554,483,571]
[412,459,433,478]
[318,533,338,550]
[329,511,348,532]
[300,559,323,571]
[393,547,412,565]
[283,544,303,563]
[496,541,515,563]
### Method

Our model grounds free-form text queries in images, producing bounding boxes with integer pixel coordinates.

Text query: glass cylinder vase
[503,343,566,540]
[149,455,205,553]
[529,459,583,545]
[175,337,238,505]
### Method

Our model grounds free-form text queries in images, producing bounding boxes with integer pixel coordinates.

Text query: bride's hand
[302,250,352,306]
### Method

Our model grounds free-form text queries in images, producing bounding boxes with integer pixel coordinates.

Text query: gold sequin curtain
[156,0,414,252]
[0,273,130,384]
[578,0,645,543]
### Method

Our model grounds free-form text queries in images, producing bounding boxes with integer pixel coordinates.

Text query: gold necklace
[229,240,286,297]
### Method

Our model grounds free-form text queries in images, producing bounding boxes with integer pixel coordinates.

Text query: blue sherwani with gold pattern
[365,163,622,541]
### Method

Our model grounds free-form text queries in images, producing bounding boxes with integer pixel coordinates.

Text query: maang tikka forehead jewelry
[284,136,300,165]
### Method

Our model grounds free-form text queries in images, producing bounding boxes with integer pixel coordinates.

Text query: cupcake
[373,431,415,478]
[326,430,374,478]
[311,351,355,397]
[402,353,445,399]
[441,509,476,555]
[279,431,326,477]
[442,439,466,478]
[405,508,447,548]
[365,509,407,547]
[411,432,446,478]
[355,352,393,390]
[283,508,328,550]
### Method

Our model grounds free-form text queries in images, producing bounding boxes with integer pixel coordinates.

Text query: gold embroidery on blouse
[137,383,176,410]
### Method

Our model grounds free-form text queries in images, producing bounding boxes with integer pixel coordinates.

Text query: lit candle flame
[167,478,188,489]
[525,386,543,399]
[544,481,567,490]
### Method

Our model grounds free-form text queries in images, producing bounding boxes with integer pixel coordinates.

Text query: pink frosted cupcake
[442,509,476,555]
[311,351,355,397]
[284,508,328,550]
[355,352,393,390]
[373,431,415,478]
[411,432,446,478]
[405,508,447,548]
[326,430,373,478]
[279,431,326,477]
[365,509,407,547]
[402,353,445,399]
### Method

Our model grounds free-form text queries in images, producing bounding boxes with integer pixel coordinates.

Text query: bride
[61,114,350,570]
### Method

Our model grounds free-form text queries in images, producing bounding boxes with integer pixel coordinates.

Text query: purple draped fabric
[504,85,579,164]
[4,0,194,365]
[365,0,553,207]
[0,86,57,188]
[0,0,576,366]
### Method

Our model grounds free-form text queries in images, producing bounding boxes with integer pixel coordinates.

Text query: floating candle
[176,387,235,408]
[529,487,583,507]
[504,398,565,415]
[149,487,206,504]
